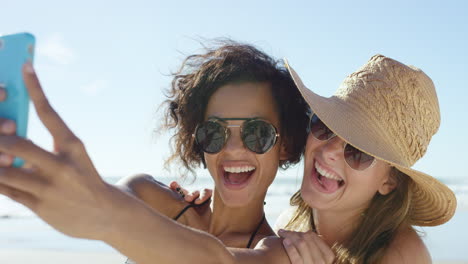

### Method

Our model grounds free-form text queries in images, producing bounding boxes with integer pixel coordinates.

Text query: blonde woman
[0,55,456,263]
[276,54,456,263]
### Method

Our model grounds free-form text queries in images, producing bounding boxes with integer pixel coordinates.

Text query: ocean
[0,175,467,262]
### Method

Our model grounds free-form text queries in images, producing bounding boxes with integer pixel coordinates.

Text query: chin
[300,187,340,211]
[300,185,323,208]
[299,187,314,206]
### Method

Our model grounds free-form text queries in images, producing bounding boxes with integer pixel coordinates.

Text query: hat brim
[285,59,456,226]
[394,165,456,226]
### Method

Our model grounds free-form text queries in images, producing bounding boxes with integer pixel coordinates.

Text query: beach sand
[0,249,466,264]
[0,249,127,264]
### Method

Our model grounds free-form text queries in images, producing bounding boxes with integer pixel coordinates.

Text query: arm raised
[0,63,289,264]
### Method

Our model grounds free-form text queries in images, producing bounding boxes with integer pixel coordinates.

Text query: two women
[174,55,457,263]
[0,47,456,263]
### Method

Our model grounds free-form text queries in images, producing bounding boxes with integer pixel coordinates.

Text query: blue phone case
[0,32,35,167]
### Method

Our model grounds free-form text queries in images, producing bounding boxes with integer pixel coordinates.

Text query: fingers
[0,183,37,210]
[279,230,313,264]
[282,238,304,264]
[185,190,200,203]
[278,230,335,264]
[0,83,18,167]
[169,181,210,204]
[0,166,47,195]
[169,181,190,200]
[312,234,335,263]
[0,119,17,167]
[0,118,16,134]
[0,154,14,166]
[22,63,78,153]
[0,135,61,174]
[169,181,186,197]
[0,84,6,101]
[195,188,212,204]
[169,181,179,191]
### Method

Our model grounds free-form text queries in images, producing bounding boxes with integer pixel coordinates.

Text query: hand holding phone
[0,32,35,167]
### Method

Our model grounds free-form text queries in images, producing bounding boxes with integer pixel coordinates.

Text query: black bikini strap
[246,214,266,249]
[173,198,211,221]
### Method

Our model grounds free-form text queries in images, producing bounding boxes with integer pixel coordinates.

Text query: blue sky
[1,0,467,182]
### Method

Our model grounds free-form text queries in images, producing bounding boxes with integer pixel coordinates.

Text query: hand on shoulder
[252,236,291,264]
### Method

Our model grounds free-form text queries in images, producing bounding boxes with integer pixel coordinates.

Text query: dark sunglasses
[308,114,376,171]
[194,117,280,154]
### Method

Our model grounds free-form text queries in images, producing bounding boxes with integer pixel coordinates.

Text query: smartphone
[0,32,35,167]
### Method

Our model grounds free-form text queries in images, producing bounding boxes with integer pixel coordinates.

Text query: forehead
[205,81,279,123]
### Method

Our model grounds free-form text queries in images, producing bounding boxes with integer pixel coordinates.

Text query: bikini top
[174,199,266,248]
[125,200,265,264]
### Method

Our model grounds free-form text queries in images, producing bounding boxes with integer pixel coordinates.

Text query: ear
[378,170,398,195]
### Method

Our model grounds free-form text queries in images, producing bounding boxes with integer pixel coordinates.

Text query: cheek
[355,164,391,190]
[304,134,322,152]
[256,149,281,181]
[258,152,279,170]
[303,136,313,159]
[204,153,218,176]
[346,170,384,197]
[303,134,321,163]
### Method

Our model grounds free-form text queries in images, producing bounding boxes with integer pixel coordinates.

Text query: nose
[223,126,247,154]
[320,136,345,162]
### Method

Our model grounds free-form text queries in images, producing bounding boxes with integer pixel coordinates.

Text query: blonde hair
[285,168,413,263]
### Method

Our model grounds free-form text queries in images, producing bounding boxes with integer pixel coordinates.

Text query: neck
[312,208,363,246]
[207,188,267,237]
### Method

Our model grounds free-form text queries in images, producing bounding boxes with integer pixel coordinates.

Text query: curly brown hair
[163,40,308,176]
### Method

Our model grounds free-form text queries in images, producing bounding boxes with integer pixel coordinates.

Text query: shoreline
[0,249,466,264]
[0,249,127,263]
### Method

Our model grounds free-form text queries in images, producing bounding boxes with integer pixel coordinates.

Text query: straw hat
[285,55,456,226]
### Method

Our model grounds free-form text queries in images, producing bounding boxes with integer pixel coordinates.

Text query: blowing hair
[162,40,309,177]
[285,168,413,263]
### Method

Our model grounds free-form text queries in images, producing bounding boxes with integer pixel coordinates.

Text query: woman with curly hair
[0,40,309,262]
[114,42,308,262]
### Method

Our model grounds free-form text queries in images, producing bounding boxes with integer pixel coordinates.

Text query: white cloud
[79,79,109,96]
[37,34,76,65]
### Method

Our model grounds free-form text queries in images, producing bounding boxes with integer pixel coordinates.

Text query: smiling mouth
[314,161,345,192]
[223,165,256,186]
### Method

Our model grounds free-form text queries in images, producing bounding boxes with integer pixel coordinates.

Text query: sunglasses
[308,114,376,171]
[194,117,280,154]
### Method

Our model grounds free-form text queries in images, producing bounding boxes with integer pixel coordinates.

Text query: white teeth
[224,166,256,173]
[315,162,342,181]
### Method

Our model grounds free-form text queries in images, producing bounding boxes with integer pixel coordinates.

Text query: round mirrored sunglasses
[194,118,279,154]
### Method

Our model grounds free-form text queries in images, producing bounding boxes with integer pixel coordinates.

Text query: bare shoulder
[253,236,290,264]
[382,225,432,264]
[228,236,289,264]
[116,173,176,199]
[115,174,187,219]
